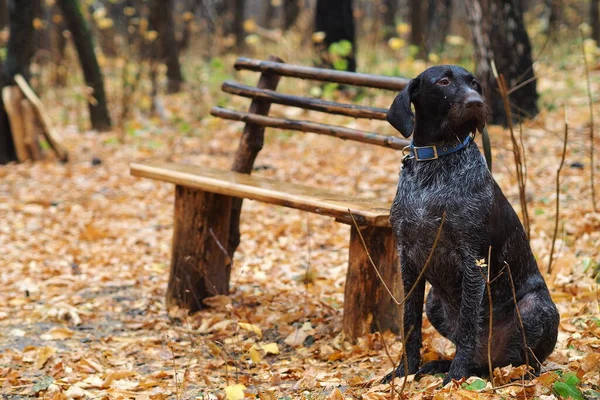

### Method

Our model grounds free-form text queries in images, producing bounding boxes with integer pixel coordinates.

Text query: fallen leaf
[261,342,279,355]
[41,327,74,340]
[34,346,57,370]
[238,322,262,338]
[249,345,262,363]
[225,384,246,400]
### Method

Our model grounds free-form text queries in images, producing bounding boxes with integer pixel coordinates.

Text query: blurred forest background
[0,0,599,399]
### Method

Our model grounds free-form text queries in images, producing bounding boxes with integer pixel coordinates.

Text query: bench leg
[166,185,232,313]
[343,225,402,341]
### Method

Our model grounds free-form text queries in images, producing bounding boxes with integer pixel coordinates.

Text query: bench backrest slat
[222,81,388,120]
[211,107,409,150]
[235,57,409,91]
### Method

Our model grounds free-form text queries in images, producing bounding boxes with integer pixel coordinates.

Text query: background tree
[282,0,300,31]
[592,0,600,44]
[380,0,398,40]
[465,0,538,125]
[56,0,112,131]
[314,0,357,72]
[426,0,453,53]
[409,0,426,58]
[0,0,35,164]
[149,0,184,93]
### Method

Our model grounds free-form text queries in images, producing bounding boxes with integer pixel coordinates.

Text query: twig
[347,209,446,307]
[504,262,530,377]
[548,106,568,274]
[496,74,531,240]
[485,246,494,384]
[480,381,536,392]
[580,29,598,212]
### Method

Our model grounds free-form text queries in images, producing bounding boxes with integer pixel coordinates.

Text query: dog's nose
[465,93,483,108]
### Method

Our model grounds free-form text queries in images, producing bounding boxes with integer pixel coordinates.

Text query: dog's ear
[387,79,419,138]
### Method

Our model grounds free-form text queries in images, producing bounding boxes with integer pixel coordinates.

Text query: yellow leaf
[249,345,262,363]
[388,37,405,51]
[225,384,246,400]
[261,342,279,355]
[238,322,262,338]
[312,31,326,43]
[34,346,56,369]
[40,327,74,340]
[396,23,410,35]
[243,19,257,33]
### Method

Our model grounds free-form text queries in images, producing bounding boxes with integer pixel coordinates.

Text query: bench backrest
[210,56,410,176]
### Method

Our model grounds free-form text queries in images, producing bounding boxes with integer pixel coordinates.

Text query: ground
[0,55,599,399]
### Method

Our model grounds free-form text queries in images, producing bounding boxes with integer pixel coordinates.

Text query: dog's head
[387,65,488,140]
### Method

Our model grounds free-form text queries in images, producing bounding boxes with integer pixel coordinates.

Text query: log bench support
[344,225,401,339]
[166,185,232,312]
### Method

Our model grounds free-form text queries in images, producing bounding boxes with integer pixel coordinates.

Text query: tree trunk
[56,0,112,131]
[0,0,7,30]
[381,0,398,40]
[464,0,538,125]
[314,0,357,72]
[426,0,452,53]
[232,0,244,50]
[545,0,561,38]
[409,0,426,58]
[592,0,600,44]
[0,0,35,164]
[149,0,184,93]
[282,0,300,31]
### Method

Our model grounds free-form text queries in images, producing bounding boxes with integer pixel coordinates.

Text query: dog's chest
[390,150,493,275]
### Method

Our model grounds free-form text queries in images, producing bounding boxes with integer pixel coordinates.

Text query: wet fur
[383,65,559,385]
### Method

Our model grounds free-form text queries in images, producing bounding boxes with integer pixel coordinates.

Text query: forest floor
[0,51,599,399]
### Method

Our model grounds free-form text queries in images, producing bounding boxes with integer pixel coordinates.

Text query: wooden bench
[130,56,410,340]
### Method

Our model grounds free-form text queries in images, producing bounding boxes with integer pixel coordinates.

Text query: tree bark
[149,0,184,93]
[166,186,232,313]
[592,0,600,44]
[381,0,398,40]
[464,0,538,125]
[314,0,357,72]
[232,0,244,50]
[409,0,426,58]
[282,0,300,31]
[0,0,7,30]
[0,0,35,164]
[546,0,561,38]
[56,0,112,131]
[343,225,402,340]
[426,0,452,53]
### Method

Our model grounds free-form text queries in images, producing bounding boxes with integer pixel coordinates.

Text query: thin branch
[548,106,568,274]
[496,74,531,240]
[580,29,598,212]
[504,262,530,376]
[347,209,446,307]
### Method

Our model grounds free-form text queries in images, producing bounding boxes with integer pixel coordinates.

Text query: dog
[382,65,559,385]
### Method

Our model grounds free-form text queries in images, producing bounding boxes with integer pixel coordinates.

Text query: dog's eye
[437,78,451,86]
[470,79,479,88]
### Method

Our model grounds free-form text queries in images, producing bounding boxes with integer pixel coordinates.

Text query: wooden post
[166,186,232,313]
[343,225,402,341]
[2,86,28,162]
[20,99,42,161]
[228,55,283,257]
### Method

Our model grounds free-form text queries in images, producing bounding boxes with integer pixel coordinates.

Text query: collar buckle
[413,145,438,161]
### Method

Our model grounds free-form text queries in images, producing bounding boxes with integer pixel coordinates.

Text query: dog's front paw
[381,363,418,384]
[442,362,472,385]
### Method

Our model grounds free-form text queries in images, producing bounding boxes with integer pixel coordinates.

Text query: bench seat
[130,161,392,227]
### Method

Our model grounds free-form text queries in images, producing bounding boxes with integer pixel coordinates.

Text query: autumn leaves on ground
[1,46,599,400]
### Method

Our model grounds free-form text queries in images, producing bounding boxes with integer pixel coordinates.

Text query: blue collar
[404,133,474,161]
